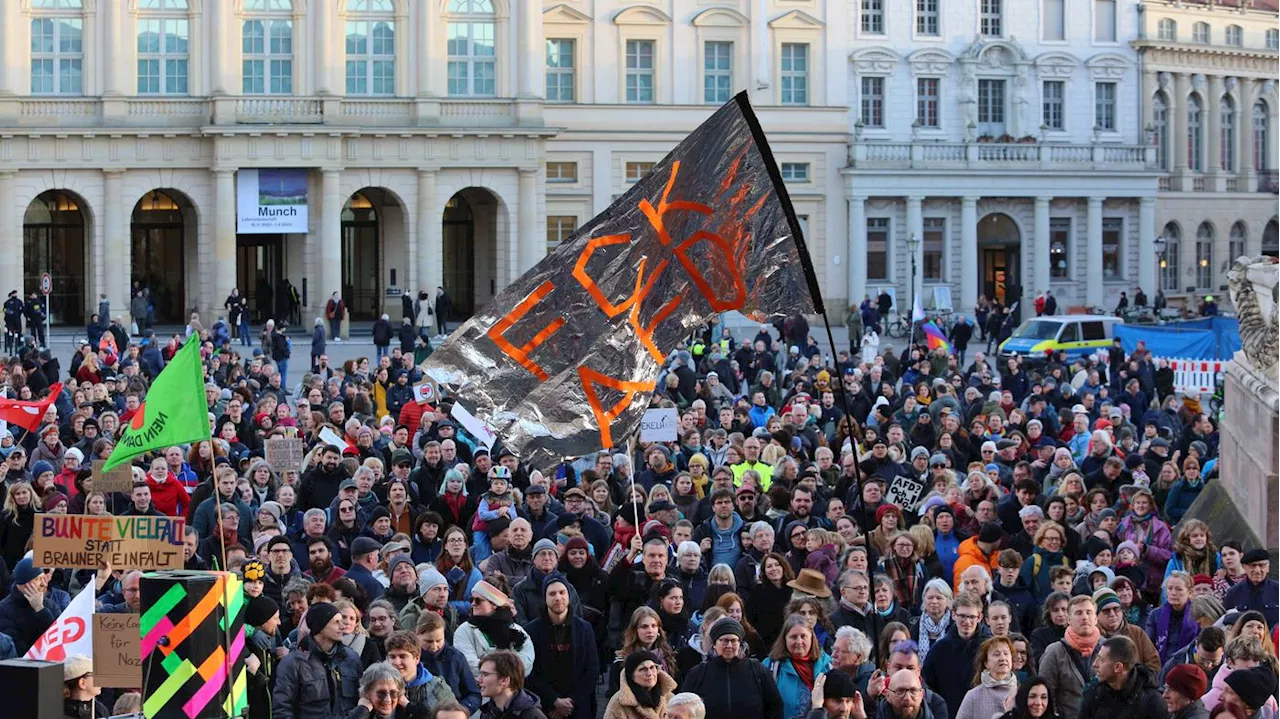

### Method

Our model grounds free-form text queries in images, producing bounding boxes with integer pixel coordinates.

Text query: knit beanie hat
[470,579,510,609]
[708,618,745,642]
[245,594,279,628]
[624,650,661,678]
[304,602,341,637]
[1224,666,1278,710]
[12,557,40,586]
[1165,664,1208,701]
[823,669,858,699]
[1092,587,1122,612]
[418,567,448,594]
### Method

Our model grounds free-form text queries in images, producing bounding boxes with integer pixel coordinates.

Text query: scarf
[980,670,1018,690]
[918,611,950,659]
[875,600,899,619]
[885,555,920,606]
[468,608,527,651]
[625,673,662,709]
[1063,625,1101,655]
[790,653,816,690]
[657,608,689,644]
[1180,544,1214,576]
[1154,602,1198,660]
[442,491,466,521]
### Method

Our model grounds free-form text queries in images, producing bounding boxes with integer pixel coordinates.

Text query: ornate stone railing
[850,140,1157,170]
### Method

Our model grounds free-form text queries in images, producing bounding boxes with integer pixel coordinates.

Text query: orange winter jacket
[953,536,1002,588]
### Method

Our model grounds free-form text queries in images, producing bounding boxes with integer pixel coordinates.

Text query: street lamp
[907,233,920,338]
[1153,236,1168,291]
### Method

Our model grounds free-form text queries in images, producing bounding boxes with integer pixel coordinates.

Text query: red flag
[0,382,62,431]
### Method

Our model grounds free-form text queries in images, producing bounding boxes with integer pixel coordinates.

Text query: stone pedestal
[1218,350,1279,548]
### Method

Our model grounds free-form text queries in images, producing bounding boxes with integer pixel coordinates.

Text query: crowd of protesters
[0,307,1274,719]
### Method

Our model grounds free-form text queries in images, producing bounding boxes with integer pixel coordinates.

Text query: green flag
[102,338,211,472]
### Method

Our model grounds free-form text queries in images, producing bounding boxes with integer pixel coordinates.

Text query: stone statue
[959,64,977,135]
[1227,255,1279,375]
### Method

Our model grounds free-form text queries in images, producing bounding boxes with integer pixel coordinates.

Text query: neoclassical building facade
[0,0,850,326]
[843,0,1165,314]
[1134,0,1279,306]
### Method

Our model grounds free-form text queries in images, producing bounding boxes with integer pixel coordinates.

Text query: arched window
[1158,18,1177,41]
[1225,25,1243,47]
[1160,222,1180,292]
[1192,21,1209,44]
[447,0,496,97]
[1153,92,1169,170]
[1195,222,1214,289]
[136,0,189,95]
[30,0,83,95]
[1255,100,1270,172]
[242,0,293,95]
[1187,94,1203,172]
[345,0,395,96]
[1221,95,1235,173]
[1229,222,1246,262]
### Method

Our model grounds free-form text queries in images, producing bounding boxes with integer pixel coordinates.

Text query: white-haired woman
[346,662,408,719]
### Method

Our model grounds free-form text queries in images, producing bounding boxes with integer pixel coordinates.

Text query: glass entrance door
[131,191,187,324]
[442,195,476,319]
[341,192,381,321]
[237,234,286,323]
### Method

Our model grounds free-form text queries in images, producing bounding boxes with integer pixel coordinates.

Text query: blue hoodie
[699,513,745,567]
[934,529,961,583]
[421,644,481,713]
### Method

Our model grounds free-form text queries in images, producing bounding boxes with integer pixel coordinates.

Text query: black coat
[1079,664,1167,719]
[372,318,393,346]
[921,625,991,719]
[271,636,363,719]
[679,655,784,719]
[0,507,35,570]
[523,615,599,719]
[0,588,55,657]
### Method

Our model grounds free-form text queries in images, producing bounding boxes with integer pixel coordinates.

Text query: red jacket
[145,472,188,517]
[397,401,436,441]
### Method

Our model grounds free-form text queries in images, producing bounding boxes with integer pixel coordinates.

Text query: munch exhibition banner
[237,168,308,233]
[422,93,820,470]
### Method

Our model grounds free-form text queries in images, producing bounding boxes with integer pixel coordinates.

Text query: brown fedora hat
[786,568,832,599]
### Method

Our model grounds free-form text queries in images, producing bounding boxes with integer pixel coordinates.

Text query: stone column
[208,1,230,95]
[1142,70,1158,130]
[0,0,19,121]
[320,169,343,335]
[517,2,542,99]
[1086,197,1104,307]
[0,172,18,299]
[103,171,130,324]
[1241,78,1257,190]
[314,1,333,95]
[517,168,538,282]
[417,169,439,295]
[1139,196,1156,295]
[212,170,237,318]
[416,2,435,96]
[1173,73,1190,187]
[1034,196,1051,296]
[906,196,924,303]
[1207,75,1223,188]
[848,196,867,309]
[960,196,978,310]
[101,0,121,96]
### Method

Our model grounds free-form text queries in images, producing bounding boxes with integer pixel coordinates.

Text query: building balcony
[848,139,1157,172]
[1155,170,1278,194]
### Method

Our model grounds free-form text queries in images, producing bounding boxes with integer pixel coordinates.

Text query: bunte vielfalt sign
[422,93,820,470]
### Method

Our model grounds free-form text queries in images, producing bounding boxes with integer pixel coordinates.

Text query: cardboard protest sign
[264,438,305,473]
[885,474,927,513]
[92,460,135,493]
[639,408,678,443]
[94,613,141,688]
[33,514,184,571]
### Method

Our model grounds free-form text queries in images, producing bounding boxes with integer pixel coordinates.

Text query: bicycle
[884,312,911,339]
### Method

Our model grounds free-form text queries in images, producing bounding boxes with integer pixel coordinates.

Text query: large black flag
[423,93,821,470]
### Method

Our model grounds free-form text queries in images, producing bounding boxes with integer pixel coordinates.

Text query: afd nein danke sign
[237,168,309,234]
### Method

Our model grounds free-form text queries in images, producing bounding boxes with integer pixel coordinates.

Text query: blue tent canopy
[1114,316,1241,360]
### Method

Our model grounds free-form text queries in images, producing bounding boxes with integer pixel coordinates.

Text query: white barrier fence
[1098,354,1225,395]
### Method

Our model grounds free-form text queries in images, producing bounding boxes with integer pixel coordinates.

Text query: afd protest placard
[265,438,305,473]
[33,514,184,571]
[92,460,135,493]
[885,474,927,513]
[639,408,678,443]
[94,614,142,688]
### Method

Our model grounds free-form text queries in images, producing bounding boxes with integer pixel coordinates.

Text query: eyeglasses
[269,548,291,555]
[374,689,401,701]
[891,688,924,698]
[955,613,983,622]
[446,537,466,544]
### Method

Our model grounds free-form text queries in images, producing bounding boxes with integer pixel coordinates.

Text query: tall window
[1095,82,1116,130]
[1049,217,1071,279]
[981,0,1003,37]
[1225,25,1243,47]
[242,0,293,95]
[780,44,809,106]
[1043,0,1065,41]
[625,40,654,104]
[1094,0,1116,42]
[1230,222,1246,262]
[860,77,884,128]
[923,218,945,281]
[1153,92,1169,170]
[1195,223,1214,288]
[346,0,395,96]
[1102,217,1123,279]
[446,0,494,97]
[1255,101,1270,171]
[1188,94,1203,171]
[1268,29,1279,50]
[916,0,939,36]
[546,216,577,254]
[866,218,889,280]
[917,78,939,128]
[1221,96,1236,173]
[545,39,574,102]
[704,41,732,104]
[978,79,1005,135]
[30,0,83,95]
[1192,22,1209,44]
[1043,80,1064,129]
[1157,19,1177,42]
[861,0,884,34]
[1160,223,1180,291]
[136,0,189,95]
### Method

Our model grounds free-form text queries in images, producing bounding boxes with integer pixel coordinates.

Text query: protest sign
[412,380,437,404]
[94,614,142,688]
[25,586,94,661]
[639,408,678,443]
[33,514,184,571]
[264,438,305,473]
[450,402,497,450]
[885,474,927,513]
[92,460,135,493]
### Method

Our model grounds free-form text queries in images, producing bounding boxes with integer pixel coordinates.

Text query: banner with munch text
[423,93,819,470]
[33,514,185,571]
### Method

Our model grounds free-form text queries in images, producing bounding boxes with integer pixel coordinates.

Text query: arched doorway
[978,212,1021,306]
[340,188,399,322]
[131,190,191,325]
[23,191,87,325]
[442,187,502,322]
[1264,218,1279,258]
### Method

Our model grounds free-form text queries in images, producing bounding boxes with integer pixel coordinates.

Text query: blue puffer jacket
[1163,477,1206,524]
[763,652,833,719]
